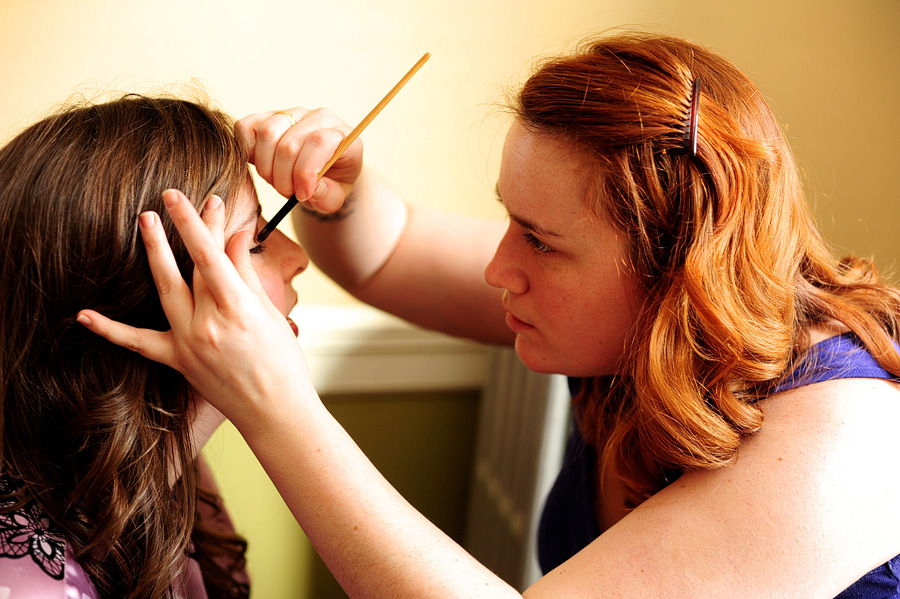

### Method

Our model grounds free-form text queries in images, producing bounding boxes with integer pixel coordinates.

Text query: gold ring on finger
[274,110,297,127]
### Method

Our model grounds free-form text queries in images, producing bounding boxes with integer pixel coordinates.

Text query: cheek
[530,269,582,323]
[540,273,635,342]
[255,266,286,312]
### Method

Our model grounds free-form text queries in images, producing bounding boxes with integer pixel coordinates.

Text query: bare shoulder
[527,377,900,598]
[748,377,900,551]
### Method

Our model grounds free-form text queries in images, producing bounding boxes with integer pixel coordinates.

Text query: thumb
[300,179,354,216]
[226,230,268,298]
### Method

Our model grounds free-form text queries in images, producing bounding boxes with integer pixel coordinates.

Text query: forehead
[498,123,594,220]
[224,183,261,237]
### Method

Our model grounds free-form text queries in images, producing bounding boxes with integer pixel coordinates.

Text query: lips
[286,316,299,337]
[504,310,535,334]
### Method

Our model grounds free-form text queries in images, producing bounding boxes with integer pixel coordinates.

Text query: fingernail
[76,313,92,327]
[205,194,222,211]
[162,189,179,210]
[139,212,155,229]
[311,181,327,202]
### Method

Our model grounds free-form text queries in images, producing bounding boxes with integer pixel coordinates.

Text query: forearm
[77,186,517,595]
[236,390,521,599]
[292,169,408,292]
[292,169,512,344]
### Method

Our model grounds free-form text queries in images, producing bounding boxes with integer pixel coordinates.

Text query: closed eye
[249,212,267,254]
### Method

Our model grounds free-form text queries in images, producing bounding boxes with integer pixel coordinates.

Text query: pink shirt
[0,461,242,598]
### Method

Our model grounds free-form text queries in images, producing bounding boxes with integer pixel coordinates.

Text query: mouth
[286,316,299,337]
[504,310,535,334]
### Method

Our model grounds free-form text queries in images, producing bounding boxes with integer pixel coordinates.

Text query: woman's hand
[235,107,363,215]
[77,189,316,427]
[78,191,521,599]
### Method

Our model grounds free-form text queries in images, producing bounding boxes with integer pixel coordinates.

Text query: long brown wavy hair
[0,93,250,598]
[513,33,900,505]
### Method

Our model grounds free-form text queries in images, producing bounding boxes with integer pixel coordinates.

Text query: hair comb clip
[670,77,701,157]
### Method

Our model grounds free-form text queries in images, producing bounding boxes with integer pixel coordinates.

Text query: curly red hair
[514,33,900,504]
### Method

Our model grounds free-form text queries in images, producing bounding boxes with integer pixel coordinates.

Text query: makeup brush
[256,52,431,243]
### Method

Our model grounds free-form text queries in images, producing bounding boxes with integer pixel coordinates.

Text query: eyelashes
[250,216,267,254]
[524,233,554,255]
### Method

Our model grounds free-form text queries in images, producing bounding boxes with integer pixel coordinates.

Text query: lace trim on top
[0,474,66,580]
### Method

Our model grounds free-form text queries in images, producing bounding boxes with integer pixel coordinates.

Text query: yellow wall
[2,1,898,596]
[202,390,480,599]
[2,1,899,300]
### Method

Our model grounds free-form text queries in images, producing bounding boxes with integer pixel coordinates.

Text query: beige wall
[2,1,898,596]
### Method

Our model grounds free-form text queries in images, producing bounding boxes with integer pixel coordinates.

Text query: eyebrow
[495,182,562,238]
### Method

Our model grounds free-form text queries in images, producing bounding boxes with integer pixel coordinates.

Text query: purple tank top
[537,333,900,597]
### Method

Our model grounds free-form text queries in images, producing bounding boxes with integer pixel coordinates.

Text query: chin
[514,338,615,378]
[513,339,563,375]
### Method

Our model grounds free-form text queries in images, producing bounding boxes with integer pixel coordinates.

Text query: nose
[484,225,528,295]
[268,226,309,283]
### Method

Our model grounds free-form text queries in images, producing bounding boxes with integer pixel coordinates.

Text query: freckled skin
[484,123,642,377]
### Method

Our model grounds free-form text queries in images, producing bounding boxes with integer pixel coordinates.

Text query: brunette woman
[0,93,308,597]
